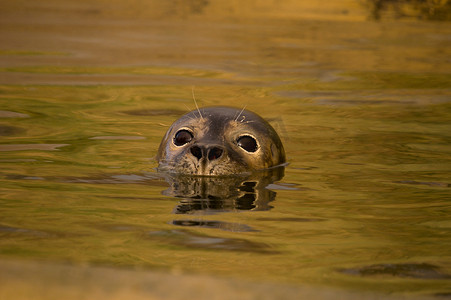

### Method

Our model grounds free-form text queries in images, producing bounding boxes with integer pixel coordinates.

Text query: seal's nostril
[190,146,203,160]
[190,145,223,161]
[208,147,223,161]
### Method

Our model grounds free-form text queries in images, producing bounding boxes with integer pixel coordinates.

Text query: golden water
[0,1,450,298]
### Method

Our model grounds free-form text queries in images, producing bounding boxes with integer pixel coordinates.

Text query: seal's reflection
[161,166,285,215]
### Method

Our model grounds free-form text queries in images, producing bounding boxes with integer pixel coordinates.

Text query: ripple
[0,159,37,162]
[339,263,451,280]
[171,220,258,232]
[147,230,278,253]
[0,110,29,118]
[257,217,326,222]
[89,136,145,140]
[393,180,450,188]
[122,108,186,116]
[0,125,25,136]
[0,144,69,151]
[0,225,57,238]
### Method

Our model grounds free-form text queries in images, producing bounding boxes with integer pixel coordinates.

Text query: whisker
[192,86,203,120]
[183,104,195,121]
[235,105,247,122]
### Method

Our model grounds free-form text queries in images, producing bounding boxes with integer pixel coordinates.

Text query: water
[1,1,450,298]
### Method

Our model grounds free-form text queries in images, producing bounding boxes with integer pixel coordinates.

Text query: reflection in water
[162,166,284,231]
[161,166,285,215]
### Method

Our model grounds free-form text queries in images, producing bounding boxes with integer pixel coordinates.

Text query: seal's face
[157,106,285,176]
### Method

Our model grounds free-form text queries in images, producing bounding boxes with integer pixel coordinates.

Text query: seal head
[157,106,285,176]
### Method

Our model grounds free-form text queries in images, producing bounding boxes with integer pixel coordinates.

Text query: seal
[157,106,285,176]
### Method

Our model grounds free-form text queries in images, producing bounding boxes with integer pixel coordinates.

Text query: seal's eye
[237,135,258,153]
[174,130,193,146]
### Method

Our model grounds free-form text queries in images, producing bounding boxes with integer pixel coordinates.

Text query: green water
[1,1,451,298]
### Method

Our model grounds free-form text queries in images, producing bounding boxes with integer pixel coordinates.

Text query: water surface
[0,1,450,298]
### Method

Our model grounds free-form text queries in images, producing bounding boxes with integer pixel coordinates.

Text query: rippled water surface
[1,1,450,298]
